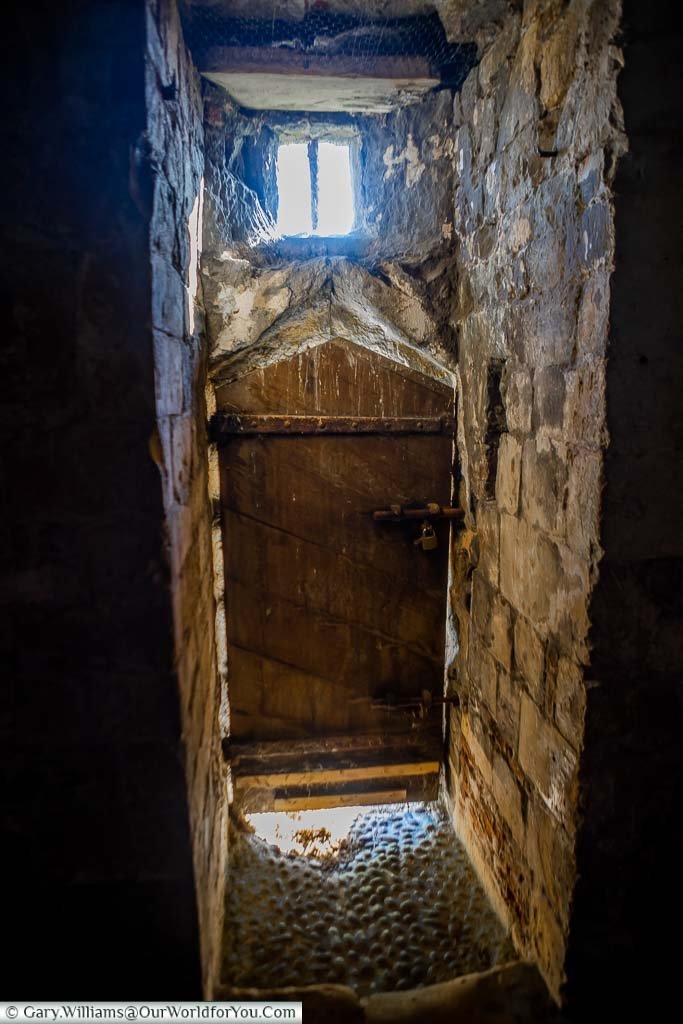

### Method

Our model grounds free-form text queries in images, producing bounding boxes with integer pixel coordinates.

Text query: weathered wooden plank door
[215,340,454,755]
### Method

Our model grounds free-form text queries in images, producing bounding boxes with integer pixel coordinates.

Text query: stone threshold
[215,960,561,1024]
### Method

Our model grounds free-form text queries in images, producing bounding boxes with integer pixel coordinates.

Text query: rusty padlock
[414,520,438,551]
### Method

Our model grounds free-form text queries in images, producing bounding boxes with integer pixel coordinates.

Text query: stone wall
[444,0,624,1002]
[146,0,228,996]
[362,90,458,261]
[202,84,277,255]
[1,0,201,996]
[200,79,459,259]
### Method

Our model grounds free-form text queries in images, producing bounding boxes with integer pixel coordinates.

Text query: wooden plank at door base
[235,760,440,791]
[225,730,443,766]
[241,773,438,813]
[230,737,442,812]
[273,790,408,812]
[239,769,439,812]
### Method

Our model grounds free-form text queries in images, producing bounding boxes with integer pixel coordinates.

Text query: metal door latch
[372,503,464,523]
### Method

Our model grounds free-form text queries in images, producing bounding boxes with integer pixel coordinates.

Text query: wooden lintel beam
[200,47,434,81]
[210,413,454,441]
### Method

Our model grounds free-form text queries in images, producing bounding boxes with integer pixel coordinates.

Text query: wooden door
[215,340,454,753]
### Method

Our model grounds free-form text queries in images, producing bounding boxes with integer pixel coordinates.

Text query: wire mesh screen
[179,1,477,93]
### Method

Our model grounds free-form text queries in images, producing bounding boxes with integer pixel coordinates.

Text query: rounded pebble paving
[222,801,515,995]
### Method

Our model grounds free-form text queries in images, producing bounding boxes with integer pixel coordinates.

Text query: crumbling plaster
[200,81,462,382]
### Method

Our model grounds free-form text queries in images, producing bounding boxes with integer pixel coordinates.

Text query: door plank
[216,339,453,418]
[224,511,445,657]
[221,436,452,592]
[228,581,443,694]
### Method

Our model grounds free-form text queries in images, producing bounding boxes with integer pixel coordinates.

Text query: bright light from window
[317,142,354,236]
[276,143,312,236]
[276,140,355,237]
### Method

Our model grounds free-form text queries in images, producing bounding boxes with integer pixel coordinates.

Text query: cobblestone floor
[222,801,515,995]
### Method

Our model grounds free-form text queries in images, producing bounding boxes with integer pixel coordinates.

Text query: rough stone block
[533,365,566,434]
[496,669,521,752]
[505,213,532,255]
[562,358,606,448]
[472,574,513,672]
[462,706,493,786]
[502,364,533,435]
[521,438,568,538]
[513,615,546,705]
[170,414,195,507]
[474,93,497,167]
[554,656,586,751]
[469,639,498,711]
[524,226,564,296]
[497,18,539,150]
[499,516,589,651]
[492,752,525,848]
[518,693,577,822]
[364,961,557,1024]
[509,281,580,369]
[475,501,500,587]
[526,794,575,924]
[459,72,480,132]
[478,11,520,93]
[576,268,610,358]
[539,13,579,111]
[579,201,612,267]
[490,593,513,672]
[495,434,522,515]
[566,449,602,562]
[482,156,503,222]
[220,985,363,1024]
[500,514,562,628]
[153,331,185,416]
[471,570,495,641]
[529,889,566,1005]
[151,251,188,340]
[528,173,578,288]
[578,151,605,206]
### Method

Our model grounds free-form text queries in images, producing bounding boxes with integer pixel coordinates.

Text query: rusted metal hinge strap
[209,413,454,441]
